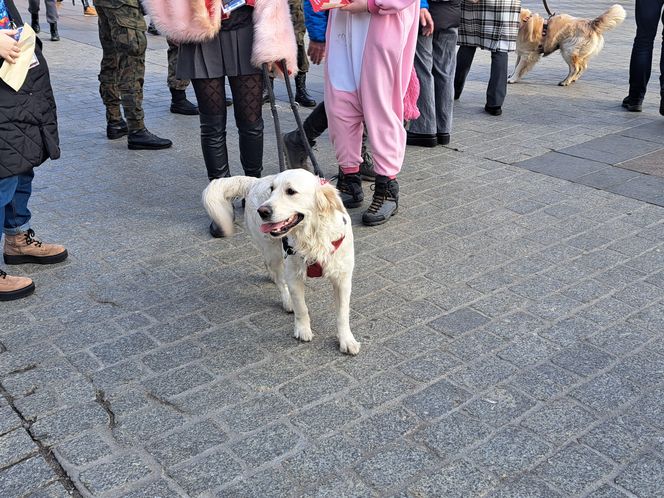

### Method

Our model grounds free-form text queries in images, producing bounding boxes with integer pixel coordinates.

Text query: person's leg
[167,39,198,115]
[627,0,664,103]
[289,0,316,107]
[46,0,60,41]
[229,73,264,178]
[486,50,508,112]
[283,101,328,171]
[454,45,476,100]
[28,0,41,33]
[432,27,458,142]
[192,78,230,181]
[408,33,437,146]
[96,6,125,136]
[659,3,664,115]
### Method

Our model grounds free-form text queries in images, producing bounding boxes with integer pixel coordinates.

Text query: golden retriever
[202,169,360,355]
[508,4,626,86]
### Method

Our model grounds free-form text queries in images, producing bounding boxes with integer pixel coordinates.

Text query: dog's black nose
[258,205,272,220]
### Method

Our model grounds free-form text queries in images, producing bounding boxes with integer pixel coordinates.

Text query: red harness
[282,236,345,278]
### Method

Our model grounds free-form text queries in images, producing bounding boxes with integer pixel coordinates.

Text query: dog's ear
[316,182,345,216]
[520,8,532,23]
[525,15,542,44]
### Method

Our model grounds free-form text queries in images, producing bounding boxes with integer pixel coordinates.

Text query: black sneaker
[484,105,502,116]
[622,96,643,112]
[170,98,199,115]
[107,119,128,140]
[406,131,437,147]
[362,176,399,226]
[335,170,364,208]
[128,129,173,150]
[437,133,450,145]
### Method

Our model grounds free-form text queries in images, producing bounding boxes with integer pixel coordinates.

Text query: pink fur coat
[142,0,298,75]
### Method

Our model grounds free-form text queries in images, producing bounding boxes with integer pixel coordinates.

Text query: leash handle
[280,59,325,179]
[262,64,287,173]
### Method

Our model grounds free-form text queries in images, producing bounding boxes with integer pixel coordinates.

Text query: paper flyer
[310,0,351,13]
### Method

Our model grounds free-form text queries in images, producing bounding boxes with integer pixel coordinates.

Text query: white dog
[202,169,360,355]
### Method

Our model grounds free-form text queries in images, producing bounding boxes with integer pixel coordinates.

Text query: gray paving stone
[218,468,298,498]
[148,314,212,344]
[450,355,518,391]
[92,360,150,391]
[355,444,439,491]
[335,345,402,381]
[403,379,472,420]
[382,326,447,356]
[536,443,613,495]
[584,484,630,498]
[141,340,205,373]
[282,437,362,482]
[515,152,607,181]
[0,428,38,468]
[54,432,113,467]
[144,364,214,399]
[581,416,659,463]
[428,308,491,338]
[627,385,664,430]
[498,334,560,366]
[447,329,506,362]
[145,419,227,467]
[350,371,418,410]
[91,332,157,365]
[0,456,57,498]
[30,403,109,444]
[169,450,243,496]
[119,479,181,498]
[171,380,252,416]
[539,317,600,346]
[230,423,301,466]
[219,392,294,434]
[521,397,596,445]
[300,472,375,498]
[587,322,654,355]
[571,371,642,412]
[469,426,550,478]
[345,407,418,454]
[615,452,664,498]
[551,343,615,377]
[397,350,461,382]
[414,411,491,458]
[486,476,562,498]
[612,350,664,388]
[464,386,535,428]
[25,482,72,498]
[511,363,580,401]
[113,405,187,446]
[407,459,497,497]
[79,453,152,495]
[291,398,361,438]
[0,406,22,436]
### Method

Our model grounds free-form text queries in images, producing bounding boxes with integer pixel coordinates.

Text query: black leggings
[192,74,263,127]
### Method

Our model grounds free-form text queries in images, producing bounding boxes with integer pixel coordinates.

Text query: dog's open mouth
[260,213,304,236]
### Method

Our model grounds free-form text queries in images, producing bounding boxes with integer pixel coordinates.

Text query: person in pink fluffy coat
[143,0,298,237]
[327,0,419,226]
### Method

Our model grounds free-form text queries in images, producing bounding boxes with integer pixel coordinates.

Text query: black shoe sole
[437,134,450,145]
[0,282,35,301]
[484,105,502,116]
[362,207,398,226]
[4,249,68,265]
[406,134,437,147]
[295,99,317,108]
[342,198,364,209]
[622,101,643,112]
[128,142,173,150]
[107,129,128,140]
[170,106,199,116]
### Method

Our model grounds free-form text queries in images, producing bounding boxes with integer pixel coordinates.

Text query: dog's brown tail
[591,4,626,33]
[202,176,260,236]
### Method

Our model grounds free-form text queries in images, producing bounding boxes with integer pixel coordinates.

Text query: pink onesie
[324,0,419,179]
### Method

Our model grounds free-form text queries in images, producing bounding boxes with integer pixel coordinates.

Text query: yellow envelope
[0,24,37,92]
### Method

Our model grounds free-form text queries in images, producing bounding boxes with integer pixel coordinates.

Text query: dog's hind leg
[508,55,523,83]
[332,272,360,355]
[286,258,313,342]
[559,54,580,86]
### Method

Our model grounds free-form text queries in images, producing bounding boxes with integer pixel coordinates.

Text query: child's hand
[420,8,434,36]
[341,0,369,13]
[308,41,326,65]
[0,30,20,64]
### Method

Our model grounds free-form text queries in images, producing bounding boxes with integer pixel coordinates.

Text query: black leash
[542,0,554,17]
[261,62,324,178]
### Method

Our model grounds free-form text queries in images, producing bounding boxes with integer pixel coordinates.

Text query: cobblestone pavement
[1,1,664,497]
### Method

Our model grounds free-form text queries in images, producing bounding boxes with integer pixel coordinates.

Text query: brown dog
[508,4,626,86]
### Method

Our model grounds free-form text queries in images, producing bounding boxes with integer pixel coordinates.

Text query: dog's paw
[507,78,517,84]
[339,337,361,355]
[558,80,570,86]
[294,324,313,342]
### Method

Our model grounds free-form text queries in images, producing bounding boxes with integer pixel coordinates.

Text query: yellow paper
[0,24,37,92]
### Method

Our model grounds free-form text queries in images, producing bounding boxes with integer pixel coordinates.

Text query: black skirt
[176,6,259,80]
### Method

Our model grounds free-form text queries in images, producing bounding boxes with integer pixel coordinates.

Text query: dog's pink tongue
[260,220,288,234]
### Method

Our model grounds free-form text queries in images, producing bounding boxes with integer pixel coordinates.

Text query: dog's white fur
[202,169,360,355]
[508,4,625,86]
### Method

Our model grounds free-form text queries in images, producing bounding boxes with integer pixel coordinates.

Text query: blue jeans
[410,27,458,135]
[0,172,33,239]
[628,0,664,101]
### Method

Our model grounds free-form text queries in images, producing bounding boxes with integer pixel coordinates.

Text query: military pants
[28,0,58,24]
[167,39,190,91]
[95,3,147,131]
[288,0,309,74]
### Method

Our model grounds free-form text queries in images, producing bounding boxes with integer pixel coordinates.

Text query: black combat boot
[170,89,199,115]
[107,119,128,140]
[238,119,264,179]
[49,23,59,42]
[362,175,399,226]
[295,72,316,108]
[127,129,172,150]
[31,13,40,33]
[200,114,231,238]
[335,169,364,209]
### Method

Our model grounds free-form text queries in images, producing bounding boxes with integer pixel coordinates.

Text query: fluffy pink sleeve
[367,0,418,14]
[251,0,299,77]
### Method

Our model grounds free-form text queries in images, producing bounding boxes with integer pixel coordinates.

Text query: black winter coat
[0,0,60,179]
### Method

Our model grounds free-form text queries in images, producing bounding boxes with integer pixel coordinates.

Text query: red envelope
[310,0,350,13]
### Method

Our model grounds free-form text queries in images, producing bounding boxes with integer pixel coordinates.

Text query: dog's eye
[286,188,297,196]
[270,185,274,192]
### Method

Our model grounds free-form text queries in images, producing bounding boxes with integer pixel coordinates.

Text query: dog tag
[307,262,323,278]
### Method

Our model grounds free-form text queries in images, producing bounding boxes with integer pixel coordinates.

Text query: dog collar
[282,235,345,278]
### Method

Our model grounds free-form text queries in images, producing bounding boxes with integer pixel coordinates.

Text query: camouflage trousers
[167,39,190,91]
[288,0,309,74]
[96,4,147,131]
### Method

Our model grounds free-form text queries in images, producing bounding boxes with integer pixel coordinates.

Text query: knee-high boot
[238,118,263,178]
[200,114,230,181]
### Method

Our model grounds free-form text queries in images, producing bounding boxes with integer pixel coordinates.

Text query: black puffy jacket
[0,0,60,179]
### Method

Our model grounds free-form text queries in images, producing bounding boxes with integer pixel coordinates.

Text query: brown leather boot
[3,229,68,265]
[0,269,35,301]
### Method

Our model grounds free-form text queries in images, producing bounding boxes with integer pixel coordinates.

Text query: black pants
[455,46,508,107]
[628,0,664,101]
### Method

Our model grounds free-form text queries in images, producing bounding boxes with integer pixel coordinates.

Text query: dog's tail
[591,4,626,33]
[202,176,260,237]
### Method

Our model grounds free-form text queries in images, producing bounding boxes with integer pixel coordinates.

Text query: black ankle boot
[238,119,264,178]
[49,22,60,42]
[31,14,40,33]
[283,130,311,171]
[170,89,199,115]
[127,129,172,150]
[362,176,399,226]
[295,73,316,108]
[335,169,364,208]
[199,114,231,180]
